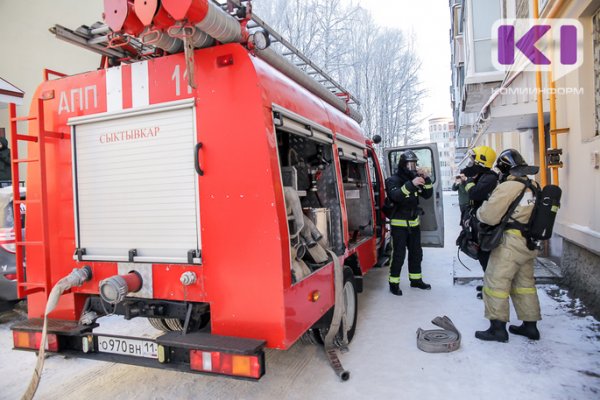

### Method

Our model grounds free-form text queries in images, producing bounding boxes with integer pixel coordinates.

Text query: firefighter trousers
[389,225,423,283]
[482,232,541,322]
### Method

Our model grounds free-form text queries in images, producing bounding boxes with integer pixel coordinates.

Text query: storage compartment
[69,100,201,264]
[274,108,343,283]
[340,159,374,246]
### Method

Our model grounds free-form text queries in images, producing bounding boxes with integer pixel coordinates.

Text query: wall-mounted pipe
[533,0,548,187]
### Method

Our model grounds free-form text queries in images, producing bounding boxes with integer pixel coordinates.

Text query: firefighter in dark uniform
[385,150,433,296]
[475,149,541,342]
[461,145,498,272]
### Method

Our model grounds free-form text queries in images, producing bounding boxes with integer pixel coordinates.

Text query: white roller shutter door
[69,99,201,264]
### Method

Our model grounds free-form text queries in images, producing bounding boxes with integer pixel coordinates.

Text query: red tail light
[13,330,59,352]
[190,350,263,379]
[3,273,16,280]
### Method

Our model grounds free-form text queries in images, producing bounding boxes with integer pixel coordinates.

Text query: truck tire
[148,313,211,332]
[339,266,358,344]
[148,318,171,331]
[314,266,358,346]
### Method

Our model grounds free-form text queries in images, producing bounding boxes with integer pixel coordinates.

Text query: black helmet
[496,149,539,177]
[398,150,418,171]
[400,150,418,162]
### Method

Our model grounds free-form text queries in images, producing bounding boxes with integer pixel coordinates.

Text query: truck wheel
[316,266,358,346]
[340,266,358,345]
[148,318,171,331]
[148,314,210,332]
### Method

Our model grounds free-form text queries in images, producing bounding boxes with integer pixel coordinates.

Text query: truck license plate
[97,336,158,359]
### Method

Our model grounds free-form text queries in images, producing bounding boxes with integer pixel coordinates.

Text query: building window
[595,8,600,136]
[471,0,501,73]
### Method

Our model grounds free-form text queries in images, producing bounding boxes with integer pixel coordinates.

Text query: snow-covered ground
[0,193,599,400]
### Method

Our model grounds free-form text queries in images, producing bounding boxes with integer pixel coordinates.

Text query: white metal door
[383,143,445,248]
[69,99,201,263]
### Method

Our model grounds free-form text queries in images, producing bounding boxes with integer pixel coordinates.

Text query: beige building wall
[0,1,103,142]
[551,0,600,255]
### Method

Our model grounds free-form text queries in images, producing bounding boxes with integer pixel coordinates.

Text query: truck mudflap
[11,319,267,380]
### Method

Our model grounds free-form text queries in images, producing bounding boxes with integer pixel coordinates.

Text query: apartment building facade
[429,117,458,189]
[450,0,600,314]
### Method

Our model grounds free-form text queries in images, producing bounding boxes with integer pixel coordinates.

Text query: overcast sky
[356,0,453,134]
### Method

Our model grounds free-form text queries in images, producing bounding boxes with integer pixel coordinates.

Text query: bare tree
[253,0,425,149]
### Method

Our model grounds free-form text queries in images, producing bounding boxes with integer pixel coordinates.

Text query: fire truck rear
[9,0,390,380]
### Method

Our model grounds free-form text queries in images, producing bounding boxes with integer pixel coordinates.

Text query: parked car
[0,185,25,312]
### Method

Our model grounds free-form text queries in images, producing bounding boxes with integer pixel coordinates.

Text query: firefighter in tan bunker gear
[474,149,541,342]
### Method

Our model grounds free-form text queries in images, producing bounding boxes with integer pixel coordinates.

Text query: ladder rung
[23,287,45,295]
[12,158,39,163]
[18,282,45,288]
[10,116,37,122]
[45,131,69,139]
[15,241,44,246]
[16,134,39,142]
[15,199,40,205]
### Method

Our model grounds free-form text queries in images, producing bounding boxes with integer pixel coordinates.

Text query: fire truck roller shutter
[272,104,333,145]
[68,99,202,264]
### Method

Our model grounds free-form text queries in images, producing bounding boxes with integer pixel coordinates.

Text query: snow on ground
[0,193,599,400]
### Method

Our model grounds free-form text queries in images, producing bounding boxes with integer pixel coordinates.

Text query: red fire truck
[9,0,444,380]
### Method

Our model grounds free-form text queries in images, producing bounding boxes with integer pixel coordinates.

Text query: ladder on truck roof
[8,70,70,298]
[49,0,359,107]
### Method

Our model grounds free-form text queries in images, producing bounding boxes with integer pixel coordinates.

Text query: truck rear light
[190,350,263,379]
[3,273,16,280]
[13,330,59,352]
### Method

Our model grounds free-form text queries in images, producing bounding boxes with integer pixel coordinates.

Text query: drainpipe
[533,0,548,187]
[537,0,569,186]
[545,0,568,187]
[548,73,559,185]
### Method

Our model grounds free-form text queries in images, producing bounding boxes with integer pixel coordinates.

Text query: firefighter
[475,149,541,342]
[459,146,498,298]
[385,150,433,296]
[452,173,469,223]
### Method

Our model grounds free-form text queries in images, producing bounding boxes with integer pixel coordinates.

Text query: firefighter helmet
[467,146,496,169]
[398,150,419,171]
[400,150,418,163]
[496,149,527,174]
[496,149,539,176]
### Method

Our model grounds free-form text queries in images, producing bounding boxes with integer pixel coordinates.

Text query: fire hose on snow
[323,250,350,381]
[21,267,92,400]
[416,316,461,353]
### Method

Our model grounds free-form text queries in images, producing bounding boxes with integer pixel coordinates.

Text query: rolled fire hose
[283,187,305,239]
[323,250,350,381]
[22,267,92,400]
[416,316,461,353]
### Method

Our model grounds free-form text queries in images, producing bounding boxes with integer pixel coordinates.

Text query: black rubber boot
[475,320,509,342]
[410,279,431,290]
[389,282,402,296]
[476,292,483,300]
[476,285,483,291]
[509,321,540,340]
